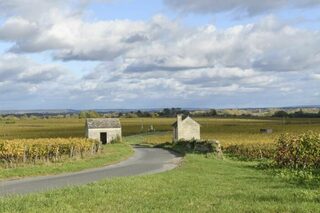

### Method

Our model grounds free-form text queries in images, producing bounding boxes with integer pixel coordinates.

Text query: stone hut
[85,118,122,144]
[172,115,200,141]
[260,128,273,134]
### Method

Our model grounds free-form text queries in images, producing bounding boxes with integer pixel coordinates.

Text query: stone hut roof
[172,116,200,127]
[86,118,121,129]
[172,121,178,127]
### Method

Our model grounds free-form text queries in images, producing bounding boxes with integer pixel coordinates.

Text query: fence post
[91,143,95,155]
[70,146,74,158]
[23,145,27,163]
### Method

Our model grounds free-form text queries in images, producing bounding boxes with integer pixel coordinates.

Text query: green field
[1,117,320,212]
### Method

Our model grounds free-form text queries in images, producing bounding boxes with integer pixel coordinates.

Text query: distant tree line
[158,108,218,117]
[158,108,189,117]
[192,109,218,117]
[272,109,320,118]
[0,113,79,120]
[1,108,320,120]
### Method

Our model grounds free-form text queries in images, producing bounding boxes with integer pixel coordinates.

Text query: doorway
[100,132,107,144]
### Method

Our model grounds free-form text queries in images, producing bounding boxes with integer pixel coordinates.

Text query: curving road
[0,146,182,197]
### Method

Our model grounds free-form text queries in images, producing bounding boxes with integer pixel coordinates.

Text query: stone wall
[86,128,122,144]
[178,118,200,140]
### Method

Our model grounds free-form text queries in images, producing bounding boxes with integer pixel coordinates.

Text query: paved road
[0,146,182,197]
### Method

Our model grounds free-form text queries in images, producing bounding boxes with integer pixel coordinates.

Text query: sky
[0,0,319,110]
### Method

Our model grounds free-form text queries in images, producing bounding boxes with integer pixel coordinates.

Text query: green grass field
[1,151,320,212]
[1,117,320,212]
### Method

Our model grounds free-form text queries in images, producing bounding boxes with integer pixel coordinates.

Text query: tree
[208,109,217,116]
[87,111,100,118]
[79,111,87,119]
[273,110,288,117]
[292,109,304,117]
[79,111,101,118]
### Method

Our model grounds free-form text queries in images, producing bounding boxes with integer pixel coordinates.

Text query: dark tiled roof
[86,118,121,129]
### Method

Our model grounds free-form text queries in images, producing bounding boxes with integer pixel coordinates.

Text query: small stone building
[172,115,200,141]
[260,128,273,134]
[85,118,122,144]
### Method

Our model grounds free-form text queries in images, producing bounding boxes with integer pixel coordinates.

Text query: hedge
[274,132,320,169]
[224,143,275,160]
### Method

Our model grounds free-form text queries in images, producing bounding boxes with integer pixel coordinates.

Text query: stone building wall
[174,115,200,141]
[86,128,122,144]
[178,118,200,140]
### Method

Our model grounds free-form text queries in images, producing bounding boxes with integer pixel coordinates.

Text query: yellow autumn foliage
[0,138,100,166]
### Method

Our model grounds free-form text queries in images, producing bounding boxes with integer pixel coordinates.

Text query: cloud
[1,15,319,107]
[0,13,150,57]
[0,54,67,83]
[0,17,38,41]
[0,0,112,19]
[124,56,209,72]
[0,1,319,108]
[63,15,319,107]
[123,34,149,43]
[0,0,66,17]
[2,8,318,72]
[0,53,74,107]
[311,74,320,80]
[74,59,278,107]
[122,16,320,74]
[164,0,320,17]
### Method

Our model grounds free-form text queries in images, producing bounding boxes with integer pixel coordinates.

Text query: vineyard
[0,138,100,168]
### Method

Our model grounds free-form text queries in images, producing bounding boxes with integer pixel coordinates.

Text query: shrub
[274,132,320,169]
[110,136,122,144]
[224,143,275,160]
[172,139,223,157]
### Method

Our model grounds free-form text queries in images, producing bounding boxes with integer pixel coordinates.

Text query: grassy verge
[0,143,133,180]
[1,154,320,212]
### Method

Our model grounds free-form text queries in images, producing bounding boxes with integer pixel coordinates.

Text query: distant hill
[0,109,79,115]
[0,108,209,115]
[0,105,318,116]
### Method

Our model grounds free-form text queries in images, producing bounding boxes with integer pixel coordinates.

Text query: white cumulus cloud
[164,0,320,17]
